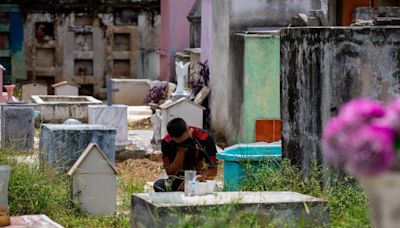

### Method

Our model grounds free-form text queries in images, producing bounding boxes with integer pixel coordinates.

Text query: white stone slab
[88,105,128,144]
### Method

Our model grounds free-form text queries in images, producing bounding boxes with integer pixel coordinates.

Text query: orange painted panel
[273,120,282,142]
[256,120,281,143]
[342,0,371,26]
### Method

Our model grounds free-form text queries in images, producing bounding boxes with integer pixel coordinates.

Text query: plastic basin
[216,143,282,191]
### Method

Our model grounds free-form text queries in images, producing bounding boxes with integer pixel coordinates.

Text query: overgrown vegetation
[0,149,131,227]
[0,147,370,227]
[174,159,370,228]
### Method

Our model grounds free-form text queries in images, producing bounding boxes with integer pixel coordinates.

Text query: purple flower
[321,117,349,165]
[377,97,400,133]
[322,99,385,166]
[346,126,396,176]
[321,98,398,177]
[339,99,385,125]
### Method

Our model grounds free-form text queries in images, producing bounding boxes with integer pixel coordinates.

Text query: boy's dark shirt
[161,127,218,177]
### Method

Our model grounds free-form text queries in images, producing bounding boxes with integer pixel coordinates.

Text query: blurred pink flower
[346,126,396,176]
[321,117,349,165]
[377,97,400,133]
[322,98,398,177]
[339,99,385,125]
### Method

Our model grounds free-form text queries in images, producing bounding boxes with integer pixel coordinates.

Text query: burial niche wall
[280,26,400,176]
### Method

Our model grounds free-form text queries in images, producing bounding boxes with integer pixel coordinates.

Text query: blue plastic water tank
[216,143,282,191]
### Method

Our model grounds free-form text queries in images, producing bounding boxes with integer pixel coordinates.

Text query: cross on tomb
[101,79,119,106]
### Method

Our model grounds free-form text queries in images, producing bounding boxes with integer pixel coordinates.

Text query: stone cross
[101,79,119,106]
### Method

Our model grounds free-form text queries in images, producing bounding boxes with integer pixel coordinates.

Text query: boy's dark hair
[167,118,187,137]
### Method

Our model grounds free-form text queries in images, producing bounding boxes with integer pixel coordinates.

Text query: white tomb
[160,98,205,138]
[52,81,80,96]
[67,143,117,216]
[88,104,128,147]
[111,79,152,105]
[21,81,48,102]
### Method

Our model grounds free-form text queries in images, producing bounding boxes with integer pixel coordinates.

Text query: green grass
[173,159,370,228]
[0,148,370,227]
[0,149,135,228]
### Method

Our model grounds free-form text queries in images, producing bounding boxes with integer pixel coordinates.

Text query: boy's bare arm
[166,147,187,175]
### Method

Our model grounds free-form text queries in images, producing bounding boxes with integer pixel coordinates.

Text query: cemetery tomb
[131,192,329,227]
[160,98,205,138]
[68,144,117,216]
[39,123,116,171]
[111,79,152,105]
[52,81,80,96]
[1,104,35,152]
[31,95,102,123]
[20,81,48,102]
[88,104,128,149]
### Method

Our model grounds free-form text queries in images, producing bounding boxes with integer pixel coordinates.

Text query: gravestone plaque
[1,104,35,152]
[39,124,116,171]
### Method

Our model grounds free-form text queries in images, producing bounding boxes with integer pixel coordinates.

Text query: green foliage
[0,150,134,228]
[173,158,370,227]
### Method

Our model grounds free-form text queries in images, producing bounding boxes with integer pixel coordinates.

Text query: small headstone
[101,79,119,107]
[88,105,128,150]
[1,104,35,152]
[39,124,116,171]
[68,144,117,216]
[63,119,82,125]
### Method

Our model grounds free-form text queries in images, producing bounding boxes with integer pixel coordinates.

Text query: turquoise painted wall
[240,34,281,143]
[0,4,26,84]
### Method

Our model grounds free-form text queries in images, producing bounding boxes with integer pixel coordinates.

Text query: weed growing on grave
[239,158,369,227]
[171,158,369,227]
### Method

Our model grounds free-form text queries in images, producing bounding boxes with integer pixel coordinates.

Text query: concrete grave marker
[131,192,329,227]
[88,104,128,151]
[1,104,35,152]
[68,143,117,216]
[111,79,152,106]
[101,79,119,106]
[39,123,116,171]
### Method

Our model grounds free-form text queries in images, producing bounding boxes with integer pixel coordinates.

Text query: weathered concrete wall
[280,27,400,175]
[23,3,160,98]
[210,0,324,144]
[136,13,160,80]
[230,0,323,30]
